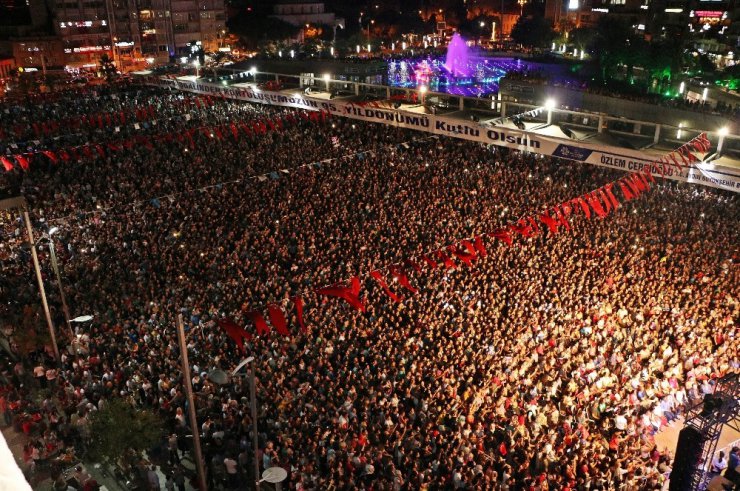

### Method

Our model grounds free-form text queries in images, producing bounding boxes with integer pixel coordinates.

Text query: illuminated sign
[694,10,723,16]
[115,41,135,47]
[664,8,683,12]
[63,45,112,53]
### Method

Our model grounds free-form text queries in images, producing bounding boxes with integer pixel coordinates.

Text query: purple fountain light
[445,33,470,77]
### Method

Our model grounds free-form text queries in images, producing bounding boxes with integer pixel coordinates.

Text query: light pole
[545,98,556,125]
[193,59,200,78]
[43,227,73,337]
[717,127,728,156]
[24,211,60,362]
[176,314,208,491]
[210,357,260,489]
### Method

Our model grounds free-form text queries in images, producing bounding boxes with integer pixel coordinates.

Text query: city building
[9,0,226,71]
[11,35,65,71]
[271,0,342,41]
[272,1,336,27]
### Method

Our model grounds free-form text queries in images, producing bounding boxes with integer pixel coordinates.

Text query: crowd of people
[0,83,738,491]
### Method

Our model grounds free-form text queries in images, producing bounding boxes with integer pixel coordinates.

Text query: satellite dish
[207,369,229,385]
[71,315,94,323]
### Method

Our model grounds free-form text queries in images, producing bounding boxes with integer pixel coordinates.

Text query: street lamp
[717,126,729,155]
[419,85,428,104]
[544,98,556,125]
[218,356,260,489]
[176,314,208,491]
[41,227,73,337]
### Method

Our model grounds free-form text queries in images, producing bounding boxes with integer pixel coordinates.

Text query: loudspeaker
[669,426,704,491]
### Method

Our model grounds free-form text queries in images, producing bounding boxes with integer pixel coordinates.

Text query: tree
[228,13,300,48]
[510,16,556,48]
[569,27,597,53]
[99,54,116,80]
[87,398,165,464]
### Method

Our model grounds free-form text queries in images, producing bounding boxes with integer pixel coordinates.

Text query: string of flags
[1,109,332,173]
[0,94,220,142]
[47,133,435,224]
[216,133,712,348]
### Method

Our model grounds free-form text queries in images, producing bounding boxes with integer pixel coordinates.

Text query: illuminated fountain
[445,33,471,77]
[387,34,537,96]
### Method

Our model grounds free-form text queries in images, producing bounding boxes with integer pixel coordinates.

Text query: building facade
[15,0,226,70]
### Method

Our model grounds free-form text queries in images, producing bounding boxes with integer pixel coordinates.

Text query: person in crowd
[0,85,737,490]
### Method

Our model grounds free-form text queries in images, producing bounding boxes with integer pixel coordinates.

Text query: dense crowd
[0,84,738,491]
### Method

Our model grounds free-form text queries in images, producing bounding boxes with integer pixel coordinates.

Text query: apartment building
[43,0,225,70]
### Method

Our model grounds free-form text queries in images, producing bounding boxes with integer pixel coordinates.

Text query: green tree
[228,13,300,48]
[569,27,597,54]
[87,398,164,464]
[511,16,556,48]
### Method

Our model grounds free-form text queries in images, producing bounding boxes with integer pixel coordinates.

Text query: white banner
[148,77,740,192]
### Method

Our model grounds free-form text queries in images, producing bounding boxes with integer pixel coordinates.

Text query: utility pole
[47,234,73,337]
[176,314,208,491]
[250,360,260,489]
[24,210,59,361]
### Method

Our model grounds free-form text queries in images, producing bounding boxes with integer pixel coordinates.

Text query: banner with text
[149,77,740,192]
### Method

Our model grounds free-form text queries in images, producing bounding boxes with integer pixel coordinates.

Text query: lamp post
[545,98,556,125]
[717,127,729,156]
[43,227,73,337]
[233,357,260,489]
[176,314,207,491]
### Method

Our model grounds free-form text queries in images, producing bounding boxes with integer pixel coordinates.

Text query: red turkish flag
[15,154,30,171]
[1,156,14,172]
[491,228,513,246]
[473,236,487,258]
[245,310,270,336]
[293,296,307,333]
[316,276,366,312]
[217,318,252,351]
[389,265,418,293]
[267,304,290,337]
[41,150,59,164]
[370,270,403,303]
